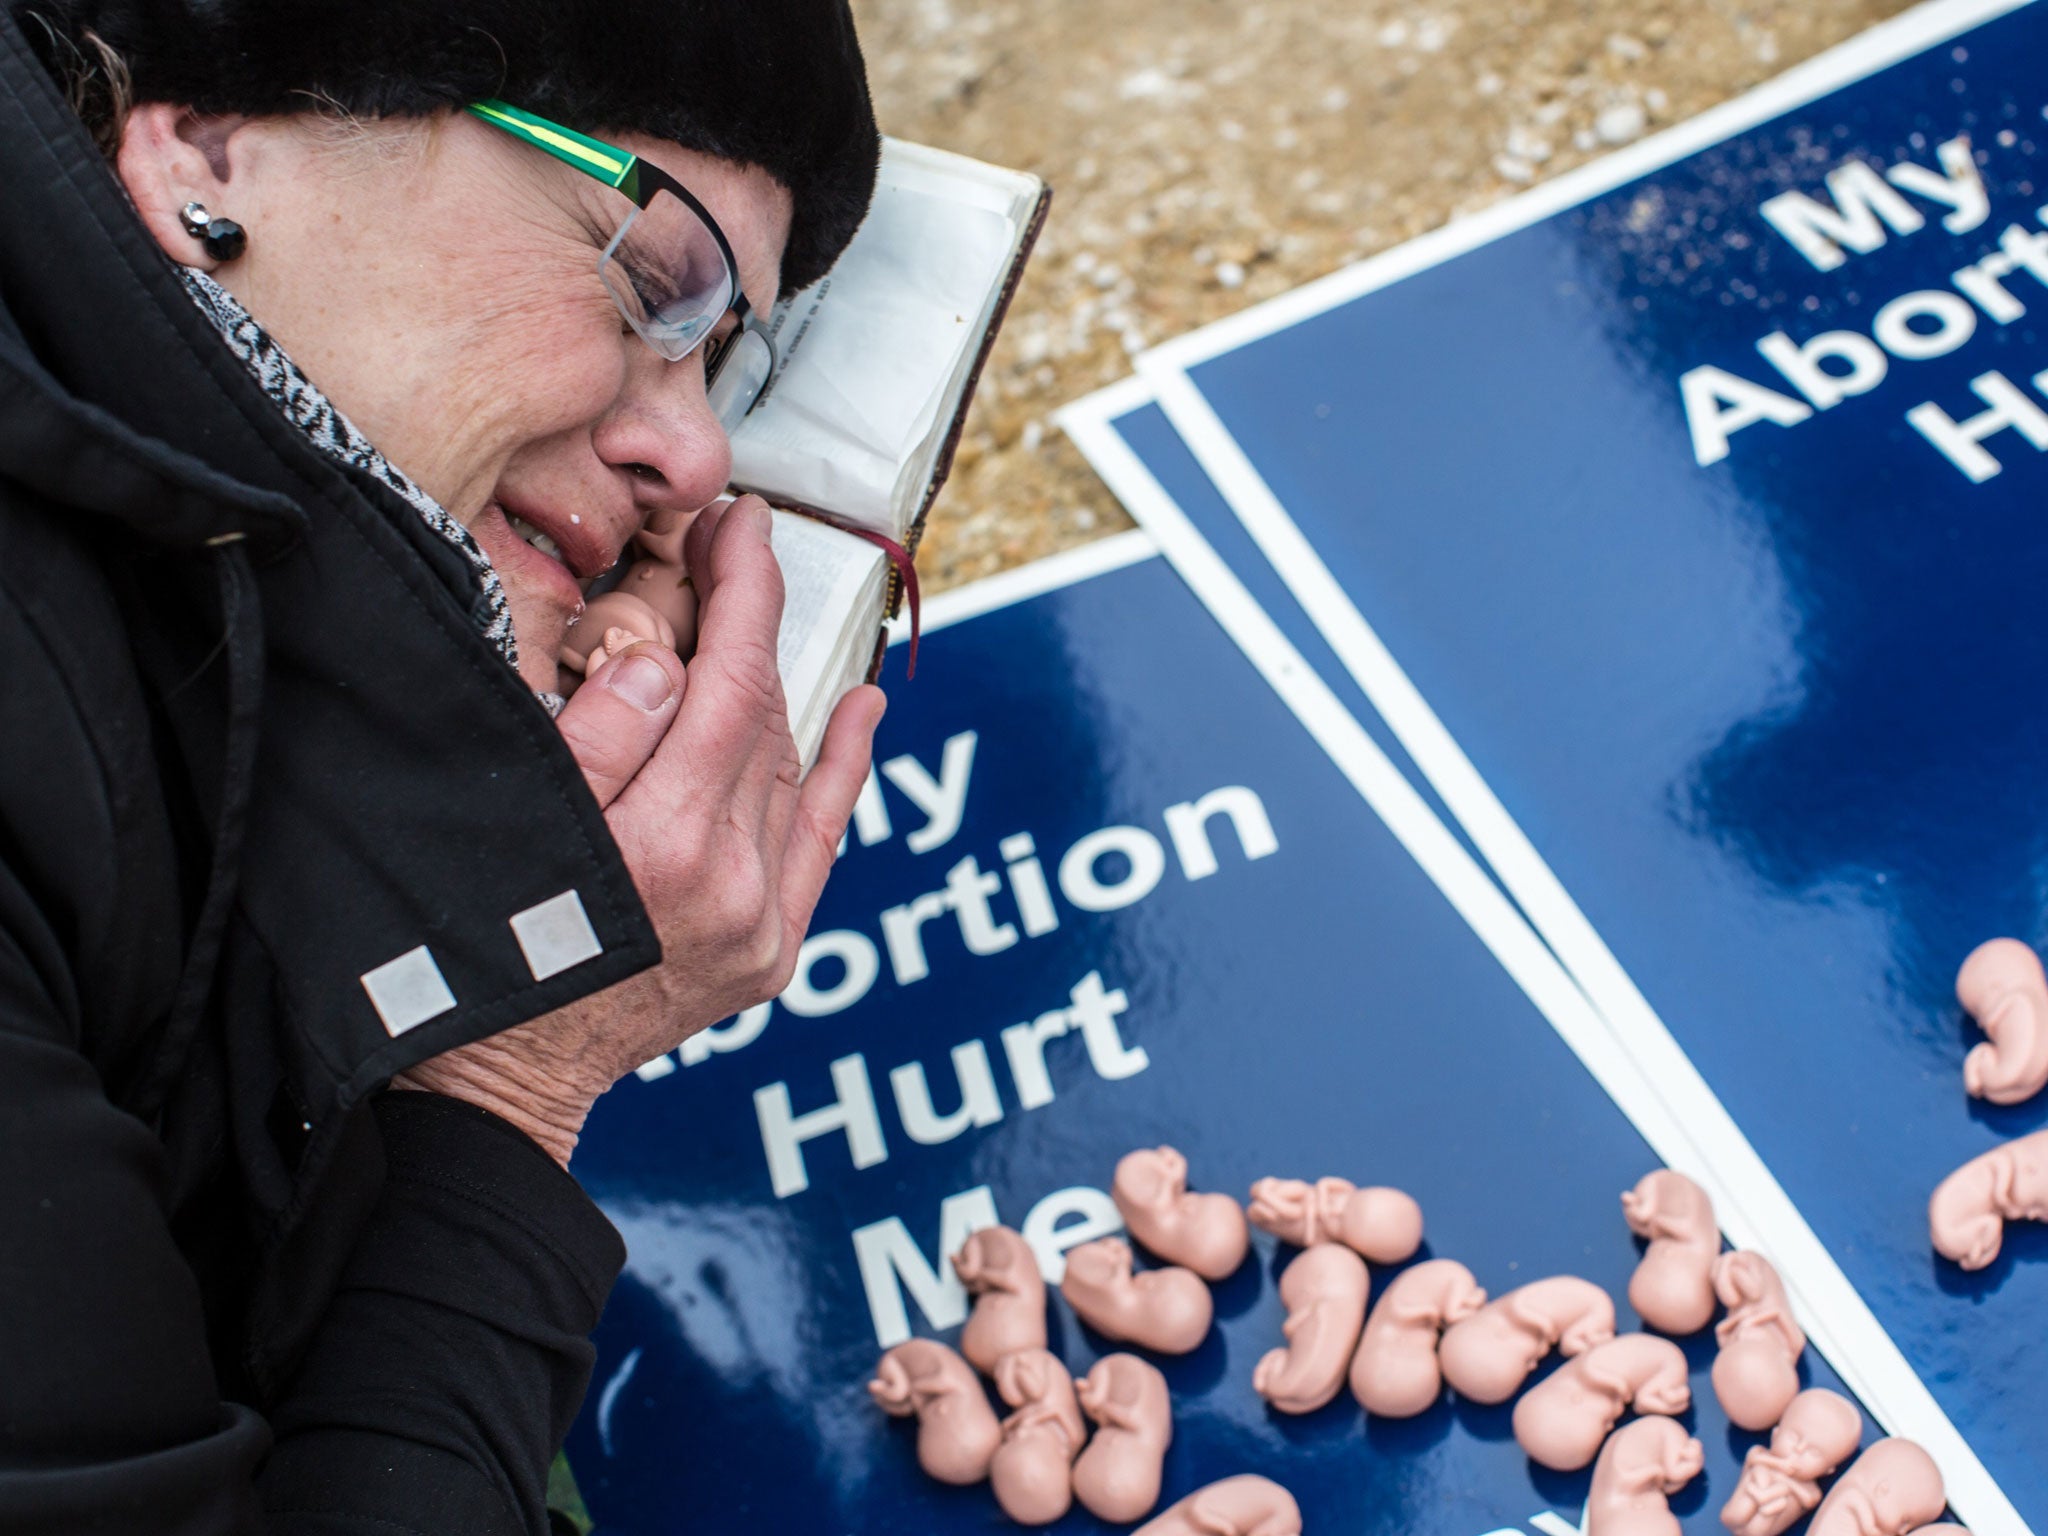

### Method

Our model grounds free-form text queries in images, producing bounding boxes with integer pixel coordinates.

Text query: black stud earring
[179,201,248,262]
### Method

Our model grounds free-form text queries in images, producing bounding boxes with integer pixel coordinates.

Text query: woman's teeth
[506,512,564,562]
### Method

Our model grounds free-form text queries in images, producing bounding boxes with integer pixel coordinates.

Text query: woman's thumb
[553,641,687,809]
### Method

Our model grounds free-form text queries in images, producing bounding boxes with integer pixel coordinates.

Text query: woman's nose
[591,345,735,513]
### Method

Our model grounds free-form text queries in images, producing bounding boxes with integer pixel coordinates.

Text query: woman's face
[119,109,794,690]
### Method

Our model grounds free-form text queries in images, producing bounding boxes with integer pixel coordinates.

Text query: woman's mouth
[474,500,588,617]
[505,510,566,563]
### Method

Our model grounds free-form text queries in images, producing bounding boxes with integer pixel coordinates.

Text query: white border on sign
[1140,0,2034,373]
[1059,385,2028,1536]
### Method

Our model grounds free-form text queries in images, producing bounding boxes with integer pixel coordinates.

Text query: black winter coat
[0,10,665,1532]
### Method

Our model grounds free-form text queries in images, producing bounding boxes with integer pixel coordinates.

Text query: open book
[737,139,1050,764]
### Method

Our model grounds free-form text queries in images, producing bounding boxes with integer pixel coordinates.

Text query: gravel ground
[854,0,1919,593]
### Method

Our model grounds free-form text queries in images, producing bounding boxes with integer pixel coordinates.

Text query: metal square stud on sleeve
[509,890,604,982]
[359,945,458,1036]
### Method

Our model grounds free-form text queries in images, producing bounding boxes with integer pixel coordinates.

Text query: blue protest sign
[559,540,1869,1533]
[1100,0,2048,1528]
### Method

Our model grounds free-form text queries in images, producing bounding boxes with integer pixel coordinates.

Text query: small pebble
[1596,101,1648,144]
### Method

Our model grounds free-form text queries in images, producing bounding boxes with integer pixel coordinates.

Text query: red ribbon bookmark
[802,511,922,680]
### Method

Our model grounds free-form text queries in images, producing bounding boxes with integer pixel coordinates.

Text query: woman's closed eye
[616,247,681,319]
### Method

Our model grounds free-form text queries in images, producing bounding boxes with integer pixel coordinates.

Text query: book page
[770,513,887,766]
[730,166,1016,535]
[795,586,887,769]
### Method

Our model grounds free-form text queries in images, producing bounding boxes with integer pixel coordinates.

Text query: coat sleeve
[0,857,626,1536]
[256,1091,626,1536]
[0,850,270,1534]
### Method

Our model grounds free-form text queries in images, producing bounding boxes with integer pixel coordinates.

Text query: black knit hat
[23,0,880,293]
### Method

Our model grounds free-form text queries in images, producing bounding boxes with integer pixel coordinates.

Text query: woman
[0,1,885,1531]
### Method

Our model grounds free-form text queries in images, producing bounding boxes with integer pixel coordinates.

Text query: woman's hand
[396,496,884,1165]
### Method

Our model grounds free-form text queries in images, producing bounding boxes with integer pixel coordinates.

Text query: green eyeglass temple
[466,100,650,202]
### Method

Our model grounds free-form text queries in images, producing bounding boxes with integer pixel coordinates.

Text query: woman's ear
[115,104,249,270]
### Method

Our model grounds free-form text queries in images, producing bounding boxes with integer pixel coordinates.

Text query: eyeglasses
[466,99,776,434]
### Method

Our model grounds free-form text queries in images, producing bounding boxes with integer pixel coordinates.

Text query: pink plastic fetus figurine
[988,1348,1086,1526]
[1114,1147,1251,1280]
[560,590,676,680]
[1247,1175,1426,1264]
[1929,1126,2048,1269]
[1134,1475,1304,1536]
[618,556,698,654]
[575,626,642,680]
[1719,1387,1865,1536]
[1958,938,2048,1105]
[868,1339,1001,1485]
[1622,1169,1722,1335]
[1061,1237,1214,1354]
[1252,1243,1371,1414]
[953,1226,1048,1375]
[633,504,696,566]
[1585,1415,1706,1536]
[1909,1528,1971,1534]
[1710,1250,1807,1431]
[1511,1332,1691,1471]
[1436,1275,1616,1404]
[1071,1353,1173,1523]
[1806,1438,1947,1536]
[1348,1257,1488,1417]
